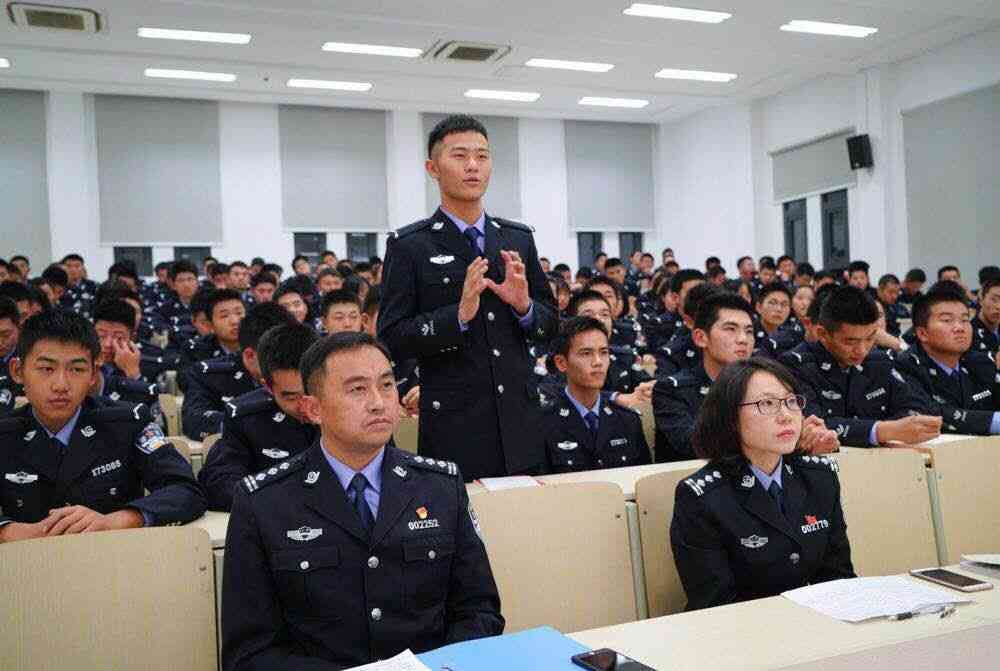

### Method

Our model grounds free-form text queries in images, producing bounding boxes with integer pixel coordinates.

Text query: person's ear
[692,328,710,349]
[553,354,569,374]
[915,326,929,344]
[9,357,23,385]
[425,157,439,182]
[242,348,257,374]
[301,394,322,425]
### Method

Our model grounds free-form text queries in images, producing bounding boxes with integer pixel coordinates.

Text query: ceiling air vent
[8,3,102,32]
[432,41,510,64]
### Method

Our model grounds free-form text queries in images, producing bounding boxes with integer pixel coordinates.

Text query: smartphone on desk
[910,568,994,592]
[572,648,656,671]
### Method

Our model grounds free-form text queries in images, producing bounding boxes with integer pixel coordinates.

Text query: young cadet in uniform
[221,332,503,669]
[321,289,364,335]
[90,299,158,407]
[378,114,557,480]
[199,323,319,511]
[183,302,296,440]
[583,277,641,352]
[157,260,200,329]
[0,310,204,543]
[362,286,419,413]
[540,317,650,473]
[0,298,22,418]
[670,357,855,611]
[780,286,940,447]
[899,268,927,309]
[181,289,244,369]
[895,282,1000,435]
[753,282,804,358]
[972,277,1000,358]
[877,274,905,334]
[248,272,278,305]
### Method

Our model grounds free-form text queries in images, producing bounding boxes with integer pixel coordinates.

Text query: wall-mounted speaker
[847,134,873,170]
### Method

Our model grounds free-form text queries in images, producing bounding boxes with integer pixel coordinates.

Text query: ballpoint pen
[888,604,957,621]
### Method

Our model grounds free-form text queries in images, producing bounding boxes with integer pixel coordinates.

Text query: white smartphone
[910,568,994,592]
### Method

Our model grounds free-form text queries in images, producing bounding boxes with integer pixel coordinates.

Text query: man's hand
[876,415,943,445]
[113,339,143,380]
[799,415,840,455]
[401,386,420,418]
[613,381,655,409]
[458,258,490,325]
[0,520,50,543]
[483,250,531,316]
[44,506,144,536]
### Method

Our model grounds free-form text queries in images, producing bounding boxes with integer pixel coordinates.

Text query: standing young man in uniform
[378,115,557,480]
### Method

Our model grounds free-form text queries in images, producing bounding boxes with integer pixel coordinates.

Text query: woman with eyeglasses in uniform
[670,356,855,611]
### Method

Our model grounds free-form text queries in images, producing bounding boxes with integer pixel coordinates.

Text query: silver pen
[888,604,957,621]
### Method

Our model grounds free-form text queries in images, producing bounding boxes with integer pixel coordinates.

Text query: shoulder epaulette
[681,467,725,497]
[227,388,275,418]
[242,450,309,494]
[401,453,460,477]
[392,219,434,239]
[90,400,152,424]
[199,357,238,375]
[794,454,840,473]
[493,217,535,233]
[0,416,27,436]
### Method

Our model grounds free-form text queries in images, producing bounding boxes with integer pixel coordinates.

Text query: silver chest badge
[286,526,323,542]
[559,408,570,417]
[273,412,285,423]
[393,465,407,478]
[741,475,755,488]
[262,448,290,459]
[741,535,768,549]
[556,441,578,451]
[5,471,39,484]
[81,426,96,438]
[305,471,320,485]
[430,255,455,265]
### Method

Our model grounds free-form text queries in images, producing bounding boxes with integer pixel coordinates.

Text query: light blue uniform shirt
[564,386,601,421]
[750,456,784,492]
[321,441,385,519]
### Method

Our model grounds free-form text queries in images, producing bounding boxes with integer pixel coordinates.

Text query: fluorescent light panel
[780,20,878,38]
[525,58,614,73]
[144,68,236,82]
[623,3,731,23]
[465,89,540,102]
[0,58,9,68]
[287,78,372,92]
[138,27,252,44]
[655,68,737,82]
[579,96,649,108]
[322,42,423,58]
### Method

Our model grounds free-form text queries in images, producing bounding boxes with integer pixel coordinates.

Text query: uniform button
[493,349,500,357]
[300,560,310,570]
[790,553,800,565]
[428,550,437,560]
[368,556,380,569]
[443,277,450,284]
[432,401,441,410]
[371,608,382,621]
[497,385,504,394]
[487,312,495,321]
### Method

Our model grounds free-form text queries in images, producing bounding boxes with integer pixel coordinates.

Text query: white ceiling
[0,0,998,122]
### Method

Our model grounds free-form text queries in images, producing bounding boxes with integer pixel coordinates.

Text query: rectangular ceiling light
[465,89,540,102]
[322,42,423,58]
[287,78,373,92]
[0,58,9,68]
[623,3,731,23]
[655,67,737,82]
[525,58,614,73]
[138,27,252,44]
[579,96,649,108]
[144,68,237,82]
[780,20,878,38]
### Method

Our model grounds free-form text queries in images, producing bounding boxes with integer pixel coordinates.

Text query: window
[294,232,327,268]
[783,199,808,263]
[174,246,212,270]
[113,246,153,277]
[619,233,644,262]
[346,233,377,262]
[821,190,849,269]
[577,233,604,272]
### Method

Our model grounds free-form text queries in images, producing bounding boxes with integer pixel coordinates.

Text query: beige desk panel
[536,460,707,501]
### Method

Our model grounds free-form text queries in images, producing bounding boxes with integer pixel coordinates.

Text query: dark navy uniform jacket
[895,342,1000,435]
[182,353,259,441]
[0,373,19,418]
[972,316,1000,359]
[752,318,804,359]
[377,209,558,480]
[671,455,855,611]
[181,334,226,369]
[222,444,503,671]
[652,365,712,463]
[99,364,159,407]
[780,341,931,447]
[540,390,650,473]
[653,328,701,376]
[0,397,204,527]
[611,317,642,353]
[199,388,318,511]
[639,309,681,352]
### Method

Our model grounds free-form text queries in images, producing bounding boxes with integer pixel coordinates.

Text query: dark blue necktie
[768,480,785,516]
[584,411,599,436]
[349,473,375,534]
[463,227,483,256]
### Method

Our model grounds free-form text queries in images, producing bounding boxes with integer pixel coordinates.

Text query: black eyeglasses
[738,394,806,416]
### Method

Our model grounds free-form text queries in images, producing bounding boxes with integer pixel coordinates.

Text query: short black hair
[361,284,381,316]
[758,259,776,272]
[251,257,266,266]
[41,264,69,288]
[670,269,705,294]
[978,265,1000,286]
[209,262,230,278]
[10,254,28,266]
[912,281,968,329]
[594,252,608,262]
[905,268,927,283]
[641,253,654,261]
[428,114,489,158]
[692,356,802,462]
[776,254,794,266]
[877,273,900,289]
[808,283,837,322]
[238,302,298,352]
[756,282,792,304]
[759,255,775,266]
[316,268,341,283]
[814,269,839,284]
[818,285,879,332]
[320,250,337,260]
[705,256,721,268]
[170,260,199,281]
[353,261,373,275]
[300,331,394,396]
[937,265,960,279]
[342,274,370,298]
[682,283,719,320]
[250,271,278,288]
[93,299,138,331]
[107,261,139,283]
[604,257,624,270]
[736,256,753,268]
[550,316,609,359]
[257,323,320,384]
[583,276,625,307]
[229,260,248,270]
[321,289,361,318]
[94,282,141,310]
[292,254,309,268]
[190,287,214,319]
[848,260,870,275]
[0,281,31,305]
[566,289,612,317]
[0,297,20,325]
[575,266,593,281]
[706,265,726,280]
[796,262,815,278]
[694,292,754,333]
[261,262,284,278]
[16,309,100,363]
[207,289,245,320]
[154,261,171,273]
[61,253,84,264]
[25,281,51,311]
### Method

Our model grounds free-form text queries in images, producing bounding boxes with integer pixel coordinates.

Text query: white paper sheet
[345,650,431,671]
[479,476,541,491]
[962,554,1000,566]
[782,576,970,623]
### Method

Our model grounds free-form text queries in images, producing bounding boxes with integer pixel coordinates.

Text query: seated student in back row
[0,310,204,542]
[671,357,855,611]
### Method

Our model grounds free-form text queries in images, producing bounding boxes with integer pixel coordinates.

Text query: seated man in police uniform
[222,332,504,670]
[895,281,1000,435]
[779,285,941,447]
[199,323,319,511]
[540,317,650,473]
[321,289,364,335]
[90,299,159,407]
[752,282,804,358]
[972,276,1000,358]
[0,310,204,543]
[183,302,296,440]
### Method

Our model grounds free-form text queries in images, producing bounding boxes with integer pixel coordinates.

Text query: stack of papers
[346,650,430,671]
[961,554,1000,579]
[478,476,541,491]
[783,576,971,622]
